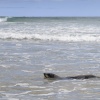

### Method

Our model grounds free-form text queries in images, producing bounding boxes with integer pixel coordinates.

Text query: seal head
[44,73,61,80]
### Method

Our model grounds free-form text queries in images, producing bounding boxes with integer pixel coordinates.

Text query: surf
[0,17,8,22]
[0,32,100,42]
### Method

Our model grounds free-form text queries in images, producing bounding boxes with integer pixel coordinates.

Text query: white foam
[20,91,31,95]
[29,86,46,89]
[0,65,10,68]
[0,31,100,42]
[1,93,19,100]
[22,70,34,73]
[31,92,55,96]
[15,83,29,87]
[0,17,8,22]
[58,89,72,94]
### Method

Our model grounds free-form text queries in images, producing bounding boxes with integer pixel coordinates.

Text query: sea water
[0,17,100,100]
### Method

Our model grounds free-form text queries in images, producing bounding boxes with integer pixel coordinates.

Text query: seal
[44,73,100,80]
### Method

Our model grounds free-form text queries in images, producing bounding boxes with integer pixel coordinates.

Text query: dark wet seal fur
[44,73,60,79]
[44,73,100,80]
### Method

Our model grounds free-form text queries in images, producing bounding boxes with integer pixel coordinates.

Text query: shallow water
[0,17,100,100]
[0,40,100,100]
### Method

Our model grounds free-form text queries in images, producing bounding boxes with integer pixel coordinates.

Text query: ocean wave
[0,17,8,22]
[2,17,51,22]
[0,17,83,22]
[0,32,100,42]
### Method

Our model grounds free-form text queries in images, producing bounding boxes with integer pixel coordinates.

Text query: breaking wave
[0,17,58,22]
[1,17,100,42]
[0,17,8,22]
[0,32,100,42]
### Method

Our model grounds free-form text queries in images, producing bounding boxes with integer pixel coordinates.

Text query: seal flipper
[44,73,60,79]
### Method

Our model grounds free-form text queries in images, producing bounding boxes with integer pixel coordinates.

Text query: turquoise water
[0,17,100,100]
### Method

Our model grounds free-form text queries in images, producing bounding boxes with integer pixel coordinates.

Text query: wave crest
[0,32,100,42]
[0,17,8,22]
